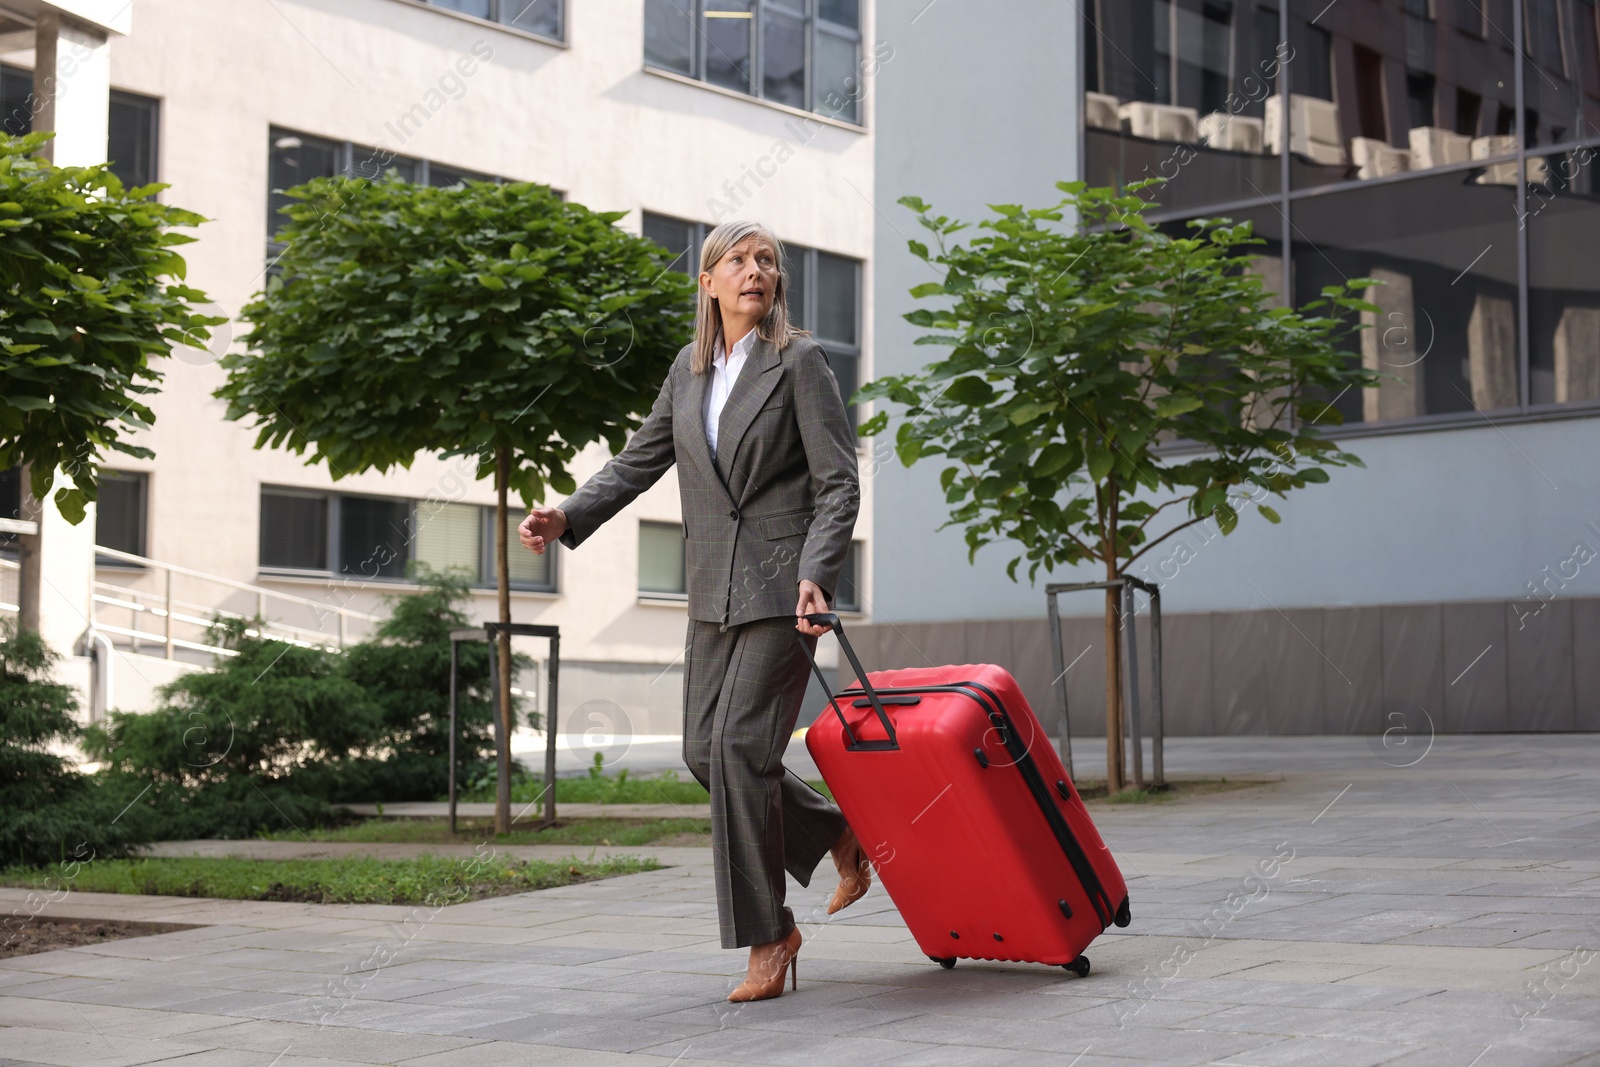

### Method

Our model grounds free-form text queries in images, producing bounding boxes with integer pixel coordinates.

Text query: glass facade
[644,0,864,122]
[1084,0,1600,425]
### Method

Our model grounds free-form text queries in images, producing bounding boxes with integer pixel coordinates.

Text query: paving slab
[3,735,1599,1065]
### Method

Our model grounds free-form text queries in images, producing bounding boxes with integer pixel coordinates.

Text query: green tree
[1,130,221,638]
[214,174,695,831]
[0,619,132,866]
[859,182,1378,791]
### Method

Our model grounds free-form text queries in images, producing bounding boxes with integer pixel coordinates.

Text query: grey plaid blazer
[557,332,860,628]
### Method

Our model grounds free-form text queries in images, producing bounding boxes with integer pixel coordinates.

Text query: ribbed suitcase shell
[805,662,1130,968]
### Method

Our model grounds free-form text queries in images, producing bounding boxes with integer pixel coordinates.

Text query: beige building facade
[0,0,877,748]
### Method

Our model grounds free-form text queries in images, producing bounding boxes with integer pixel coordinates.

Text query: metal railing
[1046,578,1165,789]
[88,546,382,658]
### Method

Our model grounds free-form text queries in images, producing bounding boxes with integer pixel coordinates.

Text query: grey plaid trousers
[683,615,848,949]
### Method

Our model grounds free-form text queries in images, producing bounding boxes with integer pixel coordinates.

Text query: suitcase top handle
[798,613,900,752]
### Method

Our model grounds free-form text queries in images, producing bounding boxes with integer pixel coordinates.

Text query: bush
[85,617,384,841]
[336,568,522,803]
[0,620,133,866]
[83,571,530,839]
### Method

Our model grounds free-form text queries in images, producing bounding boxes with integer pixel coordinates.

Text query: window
[643,0,865,122]
[338,495,411,580]
[261,490,329,572]
[260,488,557,590]
[639,520,687,596]
[787,243,863,425]
[0,68,160,188]
[641,211,708,277]
[267,126,518,273]
[834,540,863,611]
[0,467,20,555]
[94,472,147,564]
[108,89,159,191]
[411,500,549,588]
[0,64,30,137]
[406,0,565,41]
[1084,0,1600,428]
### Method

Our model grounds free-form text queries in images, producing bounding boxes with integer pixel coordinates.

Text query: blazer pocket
[756,508,814,540]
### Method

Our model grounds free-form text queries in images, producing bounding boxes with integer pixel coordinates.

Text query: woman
[518,219,870,1002]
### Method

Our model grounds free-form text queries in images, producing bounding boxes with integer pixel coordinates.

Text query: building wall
[16,0,877,732]
[865,1,1600,733]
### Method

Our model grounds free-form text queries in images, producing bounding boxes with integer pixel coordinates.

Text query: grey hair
[692,219,804,374]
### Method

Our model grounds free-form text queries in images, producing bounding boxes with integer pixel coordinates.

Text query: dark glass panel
[1292,168,1521,424]
[95,472,146,558]
[260,492,328,571]
[1528,142,1600,406]
[500,0,562,38]
[338,496,410,580]
[645,0,695,74]
[705,0,754,94]
[269,129,342,238]
[108,90,159,190]
[763,8,806,108]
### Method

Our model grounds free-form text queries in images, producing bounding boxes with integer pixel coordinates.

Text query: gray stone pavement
[3,735,1598,1066]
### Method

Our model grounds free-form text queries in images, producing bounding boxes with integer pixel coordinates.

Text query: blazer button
[729,510,739,520]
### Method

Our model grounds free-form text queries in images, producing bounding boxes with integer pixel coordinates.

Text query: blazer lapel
[715,334,783,481]
[680,361,737,507]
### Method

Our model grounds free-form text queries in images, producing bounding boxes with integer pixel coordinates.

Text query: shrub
[0,620,132,866]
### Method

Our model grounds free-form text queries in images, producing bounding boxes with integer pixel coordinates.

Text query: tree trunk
[1103,487,1125,794]
[493,447,514,836]
[16,462,42,635]
[1103,583,1125,794]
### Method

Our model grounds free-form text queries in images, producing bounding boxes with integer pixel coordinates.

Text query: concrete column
[1553,306,1600,404]
[1360,268,1422,421]
[1468,293,1518,411]
[30,13,111,166]
[14,10,112,661]
[18,472,98,659]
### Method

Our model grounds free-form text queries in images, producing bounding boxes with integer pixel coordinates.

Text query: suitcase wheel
[1063,955,1091,978]
[1114,897,1132,928]
[929,956,957,969]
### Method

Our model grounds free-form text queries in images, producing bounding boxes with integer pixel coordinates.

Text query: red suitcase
[800,614,1130,974]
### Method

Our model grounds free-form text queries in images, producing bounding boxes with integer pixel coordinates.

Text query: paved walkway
[3,735,1598,1066]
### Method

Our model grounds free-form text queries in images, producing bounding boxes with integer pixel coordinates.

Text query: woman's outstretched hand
[519,506,568,554]
[795,580,832,636]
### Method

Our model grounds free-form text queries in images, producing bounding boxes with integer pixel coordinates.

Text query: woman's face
[702,235,779,322]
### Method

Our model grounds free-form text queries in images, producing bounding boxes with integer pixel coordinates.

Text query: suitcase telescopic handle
[798,613,900,752]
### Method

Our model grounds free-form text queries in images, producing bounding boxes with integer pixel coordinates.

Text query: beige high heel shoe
[727,925,802,1002]
[826,825,872,915]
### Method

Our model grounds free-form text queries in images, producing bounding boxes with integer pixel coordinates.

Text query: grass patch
[458,755,836,806]
[459,764,711,806]
[0,854,659,906]
[280,816,712,848]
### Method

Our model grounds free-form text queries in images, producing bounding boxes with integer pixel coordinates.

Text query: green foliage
[85,618,384,841]
[337,567,525,803]
[215,173,697,508]
[0,854,660,905]
[0,619,133,866]
[0,131,223,522]
[84,573,510,839]
[858,181,1380,583]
